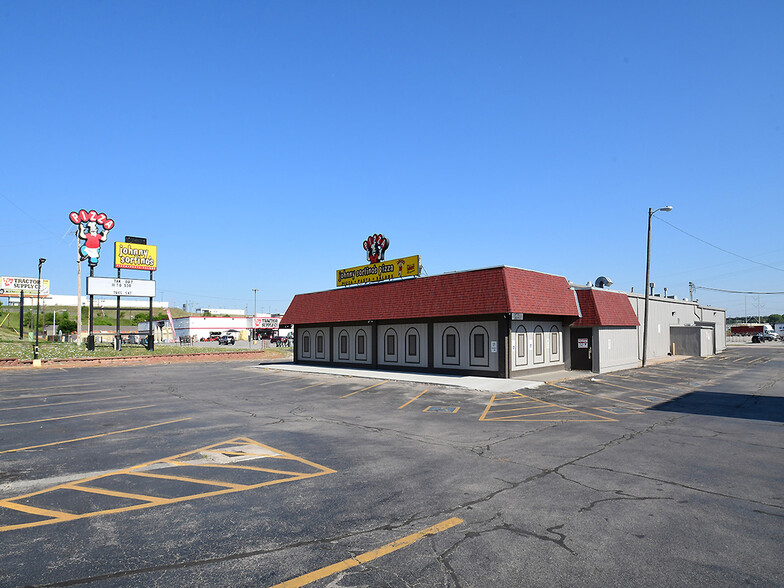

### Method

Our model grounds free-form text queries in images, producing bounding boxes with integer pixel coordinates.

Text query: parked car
[758,332,780,342]
[270,334,291,347]
[218,335,235,345]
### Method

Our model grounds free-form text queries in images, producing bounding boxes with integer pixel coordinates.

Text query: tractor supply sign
[115,242,158,271]
[0,276,50,297]
[254,317,281,329]
[337,255,420,287]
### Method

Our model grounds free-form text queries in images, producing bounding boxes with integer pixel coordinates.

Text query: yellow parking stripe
[0,388,114,400]
[398,389,429,409]
[294,383,324,391]
[0,437,335,532]
[0,405,157,428]
[0,501,77,520]
[129,471,248,490]
[0,394,133,412]
[340,380,388,399]
[549,383,648,408]
[0,383,95,393]
[64,484,166,504]
[0,418,191,455]
[270,517,464,588]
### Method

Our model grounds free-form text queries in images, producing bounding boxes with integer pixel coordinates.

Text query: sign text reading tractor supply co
[115,242,157,271]
[0,276,50,297]
[337,255,420,287]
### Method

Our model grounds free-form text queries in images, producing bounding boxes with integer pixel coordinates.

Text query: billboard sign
[0,276,50,297]
[115,242,158,271]
[87,277,156,297]
[337,255,421,287]
[253,317,281,329]
[70,209,114,268]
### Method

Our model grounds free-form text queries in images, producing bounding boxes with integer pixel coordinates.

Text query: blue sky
[1,1,782,318]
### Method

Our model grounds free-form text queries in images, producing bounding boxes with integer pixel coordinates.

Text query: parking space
[0,345,782,586]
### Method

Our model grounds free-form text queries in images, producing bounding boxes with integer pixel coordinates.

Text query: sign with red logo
[336,234,420,287]
[69,209,114,268]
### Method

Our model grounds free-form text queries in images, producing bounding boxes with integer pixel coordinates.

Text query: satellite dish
[595,276,613,288]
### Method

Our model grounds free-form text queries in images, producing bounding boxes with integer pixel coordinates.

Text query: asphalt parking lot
[0,345,782,587]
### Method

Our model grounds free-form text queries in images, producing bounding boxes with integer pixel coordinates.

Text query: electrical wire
[692,285,784,295]
[655,216,784,273]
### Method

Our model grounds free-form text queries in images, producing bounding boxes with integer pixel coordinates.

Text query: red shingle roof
[571,289,639,327]
[281,266,580,325]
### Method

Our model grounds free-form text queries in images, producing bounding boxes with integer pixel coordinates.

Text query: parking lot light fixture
[642,206,672,367]
[35,258,46,361]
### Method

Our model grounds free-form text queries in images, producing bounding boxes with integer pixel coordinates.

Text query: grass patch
[0,340,292,361]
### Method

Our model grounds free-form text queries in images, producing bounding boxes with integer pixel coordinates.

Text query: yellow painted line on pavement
[340,380,388,399]
[0,418,191,454]
[478,394,497,420]
[398,389,428,409]
[129,471,248,490]
[270,517,464,588]
[0,394,133,412]
[0,405,157,428]
[64,483,166,504]
[0,388,114,400]
[0,436,336,532]
[294,383,324,391]
[550,383,647,408]
[0,382,92,393]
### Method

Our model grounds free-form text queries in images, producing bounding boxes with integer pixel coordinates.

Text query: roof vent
[594,276,613,289]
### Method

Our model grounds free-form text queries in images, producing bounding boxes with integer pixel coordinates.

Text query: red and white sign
[577,338,589,349]
[254,317,280,329]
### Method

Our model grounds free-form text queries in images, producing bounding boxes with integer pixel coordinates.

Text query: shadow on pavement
[650,391,784,423]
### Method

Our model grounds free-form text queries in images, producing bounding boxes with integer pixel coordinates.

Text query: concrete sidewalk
[255,354,692,393]
[256,362,551,393]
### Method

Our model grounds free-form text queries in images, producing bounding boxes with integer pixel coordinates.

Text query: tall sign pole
[77,234,82,343]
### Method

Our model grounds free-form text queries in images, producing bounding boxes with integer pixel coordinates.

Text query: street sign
[87,277,156,297]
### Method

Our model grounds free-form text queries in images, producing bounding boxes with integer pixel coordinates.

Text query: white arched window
[550,326,561,362]
[442,327,460,365]
[338,329,349,360]
[470,326,489,367]
[515,326,528,367]
[355,329,367,360]
[405,327,420,363]
[384,328,398,362]
[301,330,311,358]
[315,330,325,359]
[533,326,544,364]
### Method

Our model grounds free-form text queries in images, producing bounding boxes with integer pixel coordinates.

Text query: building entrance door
[570,328,593,371]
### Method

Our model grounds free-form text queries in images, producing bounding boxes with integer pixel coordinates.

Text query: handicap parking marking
[423,406,460,413]
[480,391,616,422]
[0,437,336,533]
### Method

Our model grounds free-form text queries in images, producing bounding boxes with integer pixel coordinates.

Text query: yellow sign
[337,255,420,287]
[115,242,157,271]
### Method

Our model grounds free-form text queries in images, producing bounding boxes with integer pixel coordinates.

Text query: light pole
[251,288,258,344]
[642,206,672,367]
[35,257,46,360]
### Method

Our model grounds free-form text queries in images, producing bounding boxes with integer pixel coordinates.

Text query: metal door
[570,328,593,371]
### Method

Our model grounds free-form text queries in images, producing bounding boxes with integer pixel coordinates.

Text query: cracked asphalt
[0,344,782,587]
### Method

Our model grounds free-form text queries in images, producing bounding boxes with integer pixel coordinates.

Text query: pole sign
[114,242,158,271]
[0,276,50,297]
[69,209,114,267]
[336,234,421,287]
[87,277,156,297]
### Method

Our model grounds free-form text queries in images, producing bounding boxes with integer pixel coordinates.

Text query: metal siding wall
[596,327,639,372]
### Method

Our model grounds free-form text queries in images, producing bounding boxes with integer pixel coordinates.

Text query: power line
[655,217,784,273]
[692,284,784,295]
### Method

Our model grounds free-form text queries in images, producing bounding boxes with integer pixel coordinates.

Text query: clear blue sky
[1,1,782,318]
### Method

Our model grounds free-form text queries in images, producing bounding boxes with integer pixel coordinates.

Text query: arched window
[470,326,489,367]
[405,327,420,363]
[550,326,560,361]
[301,330,311,358]
[338,329,349,360]
[533,325,544,364]
[515,326,528,367]
[442,327,460,365]
[384,328,398,362]
[315,330,325,359]
[355,329,367,360]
